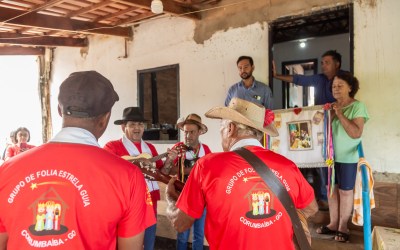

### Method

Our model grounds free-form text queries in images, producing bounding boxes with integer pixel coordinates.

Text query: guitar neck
[149,144,188,162]
[122,145,188,192]
[150,152,169,162]
[136,163,184,192]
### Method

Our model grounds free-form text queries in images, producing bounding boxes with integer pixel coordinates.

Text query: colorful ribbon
[323,104,335,197]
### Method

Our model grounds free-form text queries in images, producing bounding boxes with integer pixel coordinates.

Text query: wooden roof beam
[0,7,132,38]
[66,0,114,18]
[94,6,140,22]
[29,0,66,13]
[113,12,158,26]
[0,33,88,47]
[0,46,45,55]
[120,0,200,19]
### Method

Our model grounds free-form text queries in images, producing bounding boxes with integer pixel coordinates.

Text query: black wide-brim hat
[114,107,146,125]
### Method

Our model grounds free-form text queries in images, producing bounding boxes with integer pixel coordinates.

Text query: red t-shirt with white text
[0,143,155,249]
[176,146,314,250]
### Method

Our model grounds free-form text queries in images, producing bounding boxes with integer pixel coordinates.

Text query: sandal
[316,225,336,235]
[335,231,350,243]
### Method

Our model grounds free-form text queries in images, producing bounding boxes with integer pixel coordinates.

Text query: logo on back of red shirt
[29,197,68,235]
[225,167,290,229]
[244,182,276,219]
[8,169,92,247]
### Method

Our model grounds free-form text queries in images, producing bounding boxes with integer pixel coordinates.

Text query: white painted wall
[51,0,400,173]
[51,18,270,154]
[354,0,400,173]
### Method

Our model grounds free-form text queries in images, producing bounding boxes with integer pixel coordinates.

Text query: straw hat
[177,113,208,134]
[205,98,279,136]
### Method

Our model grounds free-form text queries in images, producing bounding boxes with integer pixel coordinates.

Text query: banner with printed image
[269,105,327,168]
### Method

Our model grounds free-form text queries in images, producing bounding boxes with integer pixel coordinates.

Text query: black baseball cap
[58,71,119,118]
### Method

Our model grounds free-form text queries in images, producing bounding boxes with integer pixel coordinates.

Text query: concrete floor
[310,213,365,250]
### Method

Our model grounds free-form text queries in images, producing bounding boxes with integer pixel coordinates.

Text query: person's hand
[166,176,180,202]
[331,102,345,119]
[166,148,178,161]
[331,102,341,114]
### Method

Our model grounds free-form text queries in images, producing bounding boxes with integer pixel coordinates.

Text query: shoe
[317,200,329,211]
[316,225,336,235]
[335,231,350,243]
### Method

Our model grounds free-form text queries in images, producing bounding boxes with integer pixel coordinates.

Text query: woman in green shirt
[317,71,369,242]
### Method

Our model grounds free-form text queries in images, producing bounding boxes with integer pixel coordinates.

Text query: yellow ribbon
[325,158,333,167]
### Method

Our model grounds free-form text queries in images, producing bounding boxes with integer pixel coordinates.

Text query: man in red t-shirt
[104,107,177,250]
[166,114,211,250]
[166,98,318,250]
[0,71,155,250]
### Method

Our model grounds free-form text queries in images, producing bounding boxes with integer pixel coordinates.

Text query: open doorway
[0,56,42,155]
[269,4,353,109]
[281,59,318,108]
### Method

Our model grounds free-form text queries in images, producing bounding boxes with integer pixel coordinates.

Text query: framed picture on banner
[267,105,328,169]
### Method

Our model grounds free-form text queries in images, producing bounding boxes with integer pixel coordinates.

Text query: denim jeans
[317,167,328,201]
[144,223,157,250]
[176,209,206,250]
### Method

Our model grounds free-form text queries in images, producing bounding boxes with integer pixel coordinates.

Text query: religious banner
[267,105,329,168]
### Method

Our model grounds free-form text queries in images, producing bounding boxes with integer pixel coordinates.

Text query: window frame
[137,64,180,144]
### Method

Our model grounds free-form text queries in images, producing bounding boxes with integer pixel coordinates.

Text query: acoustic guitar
[122,145,187,191]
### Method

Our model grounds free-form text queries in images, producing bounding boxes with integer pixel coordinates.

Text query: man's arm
[165,177,195,232]
[297,198,318,245]
[117,232,144,250]
[0,233,8,250]
[161,148,178,175]
[299,198,318,219]
[172,210,196,232]
[272,60,294,83]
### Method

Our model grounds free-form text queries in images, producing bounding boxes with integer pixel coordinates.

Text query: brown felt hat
[58,71,119,118]
[177,113,208,134]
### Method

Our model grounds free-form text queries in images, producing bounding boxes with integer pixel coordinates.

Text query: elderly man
[0,71,155,249]
[104,107,177,250]
[225,56,273,109]
[167,114,211,250]
[166,98,318,249]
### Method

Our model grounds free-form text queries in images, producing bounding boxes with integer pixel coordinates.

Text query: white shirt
[230,138,263,151]
[50,127,99,147]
